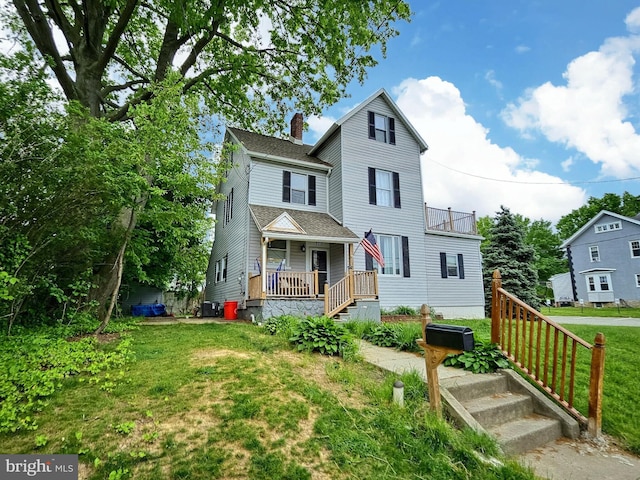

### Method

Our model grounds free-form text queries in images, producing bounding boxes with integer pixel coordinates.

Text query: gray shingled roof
[249,204,359,242]
[228,127,332,168]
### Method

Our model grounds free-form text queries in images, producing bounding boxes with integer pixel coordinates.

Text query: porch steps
[333,299,381,323]
[441,370,579,456]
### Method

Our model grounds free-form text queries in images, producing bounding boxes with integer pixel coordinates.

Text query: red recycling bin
[223,301,238,320]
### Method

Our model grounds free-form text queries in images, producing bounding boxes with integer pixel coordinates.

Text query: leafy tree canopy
[7,0,411,129]
[556,192,640,240]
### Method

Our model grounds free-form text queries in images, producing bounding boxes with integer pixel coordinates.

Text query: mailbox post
[416,304,475,414]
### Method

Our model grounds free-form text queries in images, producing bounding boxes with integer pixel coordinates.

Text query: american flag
[361,230,385,267]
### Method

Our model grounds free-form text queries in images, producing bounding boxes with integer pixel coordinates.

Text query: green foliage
[0,326,134,433]
[482,206,540,312]
[363,323,398,347]
[289,316,352,356]
[443,342,511,374]
[390,305,418,315]
[358,322,422,353]
[556,192,640,240]
[113,421,136,436]
[263,315,299,337]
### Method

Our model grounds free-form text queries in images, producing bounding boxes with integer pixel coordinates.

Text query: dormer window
[594,221,621,233]
[368,111,395,145]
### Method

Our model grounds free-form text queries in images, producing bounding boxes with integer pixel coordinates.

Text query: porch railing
[491,269,605,437]
[248,269,378,318]
[425,205,477,235]
[325,270,378,318]
[247,270,319,300]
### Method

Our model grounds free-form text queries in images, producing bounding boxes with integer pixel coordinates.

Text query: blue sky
[306,1,640,224]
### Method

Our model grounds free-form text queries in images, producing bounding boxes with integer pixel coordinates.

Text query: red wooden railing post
[588,332,606,438]
[491,269,502,344]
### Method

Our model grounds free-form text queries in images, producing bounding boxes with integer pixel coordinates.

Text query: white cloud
[485,70,503,90]
[625,6,640,33]
[515,45,531,54]
[392,77,586,222]
[561,156,575,172]
[307,114,336,140]
[501,17,640,179]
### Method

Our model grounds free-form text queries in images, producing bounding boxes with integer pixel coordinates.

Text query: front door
[312,249,328,294]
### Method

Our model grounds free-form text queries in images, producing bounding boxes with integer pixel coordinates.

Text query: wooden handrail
[491,269,605,437]
[324,270,378,317]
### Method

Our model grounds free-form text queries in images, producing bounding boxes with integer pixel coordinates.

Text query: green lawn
[540,306,640,317]
[0,323,535,480]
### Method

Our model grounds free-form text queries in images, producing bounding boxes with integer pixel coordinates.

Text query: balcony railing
[425,205,477,235]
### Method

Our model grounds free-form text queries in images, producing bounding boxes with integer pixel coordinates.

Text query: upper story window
[282,171,316,206]
[636,274,640,288]
[368,167,400,208]
[368,111,396,145]
[589,245,600,262]
[440,253,465,279]
[630,240,640,258]
[594,221,621,233]
[223,188,234,226]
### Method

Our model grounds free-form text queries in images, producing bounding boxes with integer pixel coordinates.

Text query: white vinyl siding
[206,142,251,304]
[335,96,427,308]
[249,161,327,211]
[426,234,484,313]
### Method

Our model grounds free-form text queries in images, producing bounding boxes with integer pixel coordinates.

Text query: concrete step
[489,414,563,456]
[442,373,508,402]
[462,392,533,429]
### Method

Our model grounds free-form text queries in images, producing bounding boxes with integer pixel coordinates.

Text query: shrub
[263,315,299,337]
[443,342,510,374]
[391,306,417,316]
[363,323,398,347]
[289,316,352,356]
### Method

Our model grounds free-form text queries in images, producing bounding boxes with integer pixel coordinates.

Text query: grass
[0,323,536,479]
[539,306,640,317]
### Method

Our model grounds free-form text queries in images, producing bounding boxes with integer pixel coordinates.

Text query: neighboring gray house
[560,210,640,307]
[205,89,485,320]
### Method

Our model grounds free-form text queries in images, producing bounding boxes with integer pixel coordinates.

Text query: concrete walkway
[358,340,640,480]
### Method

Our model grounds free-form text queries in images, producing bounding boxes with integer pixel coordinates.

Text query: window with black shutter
[367,111,396,145]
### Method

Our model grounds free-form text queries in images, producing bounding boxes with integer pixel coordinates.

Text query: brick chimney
[289,113,303,144]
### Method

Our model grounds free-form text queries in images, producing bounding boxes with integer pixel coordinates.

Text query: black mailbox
[425,324,475,351]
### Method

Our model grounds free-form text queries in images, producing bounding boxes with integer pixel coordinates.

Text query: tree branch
[97,0,139,73]
[12,0,78,101]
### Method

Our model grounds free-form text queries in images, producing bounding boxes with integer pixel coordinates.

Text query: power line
[426,157,640,186]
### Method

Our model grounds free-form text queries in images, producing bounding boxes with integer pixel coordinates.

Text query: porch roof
[249,204,360,243]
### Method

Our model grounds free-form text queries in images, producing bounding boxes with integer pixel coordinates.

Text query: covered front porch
[246,205,379,319]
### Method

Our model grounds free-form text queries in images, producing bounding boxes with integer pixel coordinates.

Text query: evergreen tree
[482,206,539,312]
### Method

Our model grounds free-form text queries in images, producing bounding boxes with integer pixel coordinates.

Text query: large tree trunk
[91,205,138,334]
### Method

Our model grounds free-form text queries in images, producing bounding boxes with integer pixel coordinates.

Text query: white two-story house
[205,89,485,321]
[560,210,640,307]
